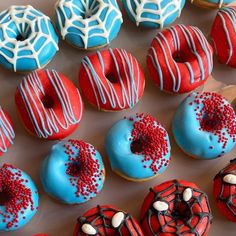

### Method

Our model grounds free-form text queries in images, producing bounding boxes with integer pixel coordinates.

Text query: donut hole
[16,34,25,41]
[66,162,81,177]
[41,96,54,109]
[171,202,191,222]
[14,23,32,42]
[0,189,12,205]
[201,113,222,131]
[106,74,117,83]
[80,0,100,19]
[172,52,186,63]
[131,139,143,154]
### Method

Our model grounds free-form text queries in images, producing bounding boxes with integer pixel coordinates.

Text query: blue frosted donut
[55,0,123,49]
[122,0,186,28]
[172,92,236,160]
[0,5,58,72]
[0,164,39,231]
[105,113,171,181]
[40,139,105,204]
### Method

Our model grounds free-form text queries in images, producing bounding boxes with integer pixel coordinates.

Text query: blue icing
[0,5,58,72]
[123,0,186,28]
[105,115,171,180]
[172,92,236,160]
[40,140,105,204]
[55,0,123,49]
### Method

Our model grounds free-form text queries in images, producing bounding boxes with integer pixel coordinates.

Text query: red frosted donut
[0,107,15,156]
[213,158,236,222]
[78,48,145,111]
[140,180,213,236]
[147,24,213,93]
[73,205,144,236]
[15,69,83,140]
[211,6,236,68]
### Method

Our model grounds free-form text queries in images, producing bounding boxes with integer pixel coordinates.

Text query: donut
[55,0,123,50]
[105,113,171,181]
[210,6,236,68]
[123,0,185,28]
[140,179,213,236]
[0,164,39,231]
[0,5,58,72]
[15,69,83,140]
[213,158,236,222]
[172,92,236,159]
[73,205,144,235]
[78,48,145,111]
[147,24,213,94]
[0,107,15,156]
[191,0,234,9]
[40,139,105,204]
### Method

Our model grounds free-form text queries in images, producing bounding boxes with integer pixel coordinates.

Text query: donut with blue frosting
[105,113,171,181]
[55,0,123,49]
[123,0,186,28]
[0,107,15,156]
[191,0,234,9]
[15,69,84,140]
[211,6,236,68]
[0,5,58,72]
[147,24,213,94]
[40,139,105,204]
[78,48,145,111]
[172,92,236,160]
[0,164,39,231]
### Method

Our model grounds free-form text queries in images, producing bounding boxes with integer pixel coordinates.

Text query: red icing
[64,140,104,200]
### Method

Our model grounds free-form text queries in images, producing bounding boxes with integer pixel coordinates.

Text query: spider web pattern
[141,180,213,235]
[124,0,183,28]
[0,5,58,72]
[56,0,123,49]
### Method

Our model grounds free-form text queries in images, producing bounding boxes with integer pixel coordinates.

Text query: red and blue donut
[147,24,213,93]
[15,69,83,140]
[140,180,213,236]
[0,164,39,231]
[78,48,145,111]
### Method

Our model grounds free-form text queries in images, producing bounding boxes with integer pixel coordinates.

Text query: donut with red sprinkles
[40,139,105,204]
[105,113,171,181]
[0,164,39,231]
[172,92,236,159]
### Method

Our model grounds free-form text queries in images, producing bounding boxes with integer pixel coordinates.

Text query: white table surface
[0,0,236,235]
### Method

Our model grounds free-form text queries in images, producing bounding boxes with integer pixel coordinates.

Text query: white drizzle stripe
[148,24,213,92]
[81,48,141,110]
[0,107,15,153]
[19,70,82,139]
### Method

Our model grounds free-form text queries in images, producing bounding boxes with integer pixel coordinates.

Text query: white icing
[183,188,192,202]
[153,200,169,211]
[81,223,97,235]
[111,211,125,228]
[223,174,236,184]
[19,70,83,139]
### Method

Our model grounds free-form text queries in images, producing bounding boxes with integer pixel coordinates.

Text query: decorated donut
[0,164,39,231]
[15,69,83,140]
[40,139,105,204]
[0,5,58,72]
[105,113,171,181]
[55,0,123,49]
[78,48,145,111]
[191,0,234,9]
[211,6,236,68]
[123,0,185,28]
[73,205,144,235]
[172,92,236,159]
[0,107,15,156]
[147,24,213,94]
[140,179,213,236]
[213,158,236,222]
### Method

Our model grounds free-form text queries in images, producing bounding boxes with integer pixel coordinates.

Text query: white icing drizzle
[153,200,169,211]
[81,223,97,235]
[125,0,183,28]
[223,174,236,184]
[81,48,141,110]
[0,5,58,72]
[148,24,213,92]
[19,70,83,139]
[111,211,125,228]
[0,107,15,153]
[55,0,123,49]
[183,188,193,202]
